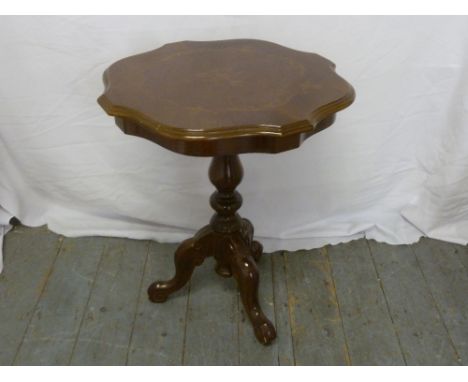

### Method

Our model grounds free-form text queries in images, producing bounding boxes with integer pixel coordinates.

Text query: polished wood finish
[147,155,275,345]
[97,39,355,346]
[98,39,355,156]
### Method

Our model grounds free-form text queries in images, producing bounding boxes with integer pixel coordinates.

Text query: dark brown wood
[98,39,355,346]
[98,39,354,157]
[148,156,275,345]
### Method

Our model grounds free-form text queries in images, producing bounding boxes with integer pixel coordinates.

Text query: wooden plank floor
[1,225,467,365]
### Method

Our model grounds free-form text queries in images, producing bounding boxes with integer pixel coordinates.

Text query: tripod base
[147,218,276,345]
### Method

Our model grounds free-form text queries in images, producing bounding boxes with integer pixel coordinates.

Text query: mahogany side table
[98,39,355,345]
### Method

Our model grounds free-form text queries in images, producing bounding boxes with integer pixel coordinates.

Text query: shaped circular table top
[98,39,355,156]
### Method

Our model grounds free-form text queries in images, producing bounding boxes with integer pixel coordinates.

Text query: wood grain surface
[98,39,355,156]
[4,227,467,365]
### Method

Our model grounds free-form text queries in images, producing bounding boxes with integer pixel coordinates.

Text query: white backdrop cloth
[1,16,468,270]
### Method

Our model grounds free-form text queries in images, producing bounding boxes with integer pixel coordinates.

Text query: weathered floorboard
[0,226,62,365]
[271,252,295,366]
[284,248,349,365]
[328,239,405,365]
[2,226,468,366]
[451,242,468,271]
[368,240,459,365]
[412,238,468,364]
[14,237,106,365]
[183,257,239,365]
[69,238,148,365]
[127,242,187,365]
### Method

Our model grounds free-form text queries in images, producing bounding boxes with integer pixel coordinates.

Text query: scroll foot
[148,228,210,303]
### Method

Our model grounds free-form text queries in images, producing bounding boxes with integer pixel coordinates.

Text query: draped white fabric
[1,16,468,270]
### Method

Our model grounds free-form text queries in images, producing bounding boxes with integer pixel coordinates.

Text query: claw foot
[215,262,232,278]
[147,282,169,303]
[254,319,277,345]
